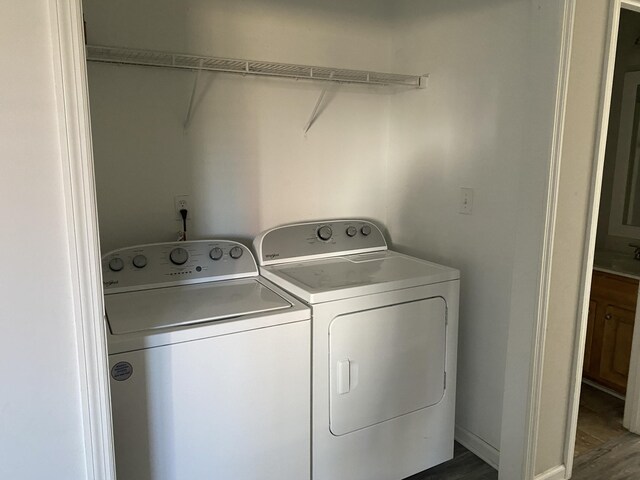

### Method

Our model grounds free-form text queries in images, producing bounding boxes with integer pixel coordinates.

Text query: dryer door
[329,297,446,436]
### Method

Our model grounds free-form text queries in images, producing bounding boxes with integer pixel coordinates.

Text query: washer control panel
[254,219,387,266]
[102,240,257,293]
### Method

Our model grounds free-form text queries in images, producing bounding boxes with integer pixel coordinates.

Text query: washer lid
[106,278,292,335]
[263,251,459,303]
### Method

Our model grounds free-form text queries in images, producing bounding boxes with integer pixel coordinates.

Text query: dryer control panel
[102,240,257,294]
[254,220,387,266]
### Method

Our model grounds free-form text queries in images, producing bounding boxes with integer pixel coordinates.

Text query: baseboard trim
[454,425,499,470]
[582,378,625,400]
[535,464,566,480]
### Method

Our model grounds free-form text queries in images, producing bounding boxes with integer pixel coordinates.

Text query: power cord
[180,208,188,241]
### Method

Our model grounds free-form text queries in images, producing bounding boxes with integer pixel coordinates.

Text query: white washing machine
[102,240,311,480]
[254,220,460,480]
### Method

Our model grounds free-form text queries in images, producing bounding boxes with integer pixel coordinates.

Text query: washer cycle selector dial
[229,246,243,259]
[209,247,223,261]
[132,254,147,269]
[346,226,357,237]
[317,225,333,241]
[361,225,372,236]
[169,247,189,265]
[108,257,124,272]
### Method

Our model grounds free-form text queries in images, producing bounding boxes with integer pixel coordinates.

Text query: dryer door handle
[337,360,351,395]
[337,359,359,395]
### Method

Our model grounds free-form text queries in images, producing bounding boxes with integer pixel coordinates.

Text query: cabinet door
[583,300,597,376]
[599,304,635,394]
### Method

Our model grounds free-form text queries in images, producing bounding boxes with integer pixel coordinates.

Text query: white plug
[174,195,190,220]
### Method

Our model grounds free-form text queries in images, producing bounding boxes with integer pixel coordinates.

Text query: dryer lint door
[328,297,447,436]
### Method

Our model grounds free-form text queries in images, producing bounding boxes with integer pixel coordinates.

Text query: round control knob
[209,247,223,261]
[346,226,357,237]
[317,225,333,241]
[361,225,372,236]
[229,246,243,259]
[132,254,147,269]
[169,247,189,265]
[108,257,124,272]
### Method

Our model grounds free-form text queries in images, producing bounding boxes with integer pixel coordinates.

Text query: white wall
[500,3,567,478]
[387,2,565,470]
[0,1,88,479]
[83,0,394,253]
[387,0,525,453]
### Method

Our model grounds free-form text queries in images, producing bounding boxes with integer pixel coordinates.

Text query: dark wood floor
[574,383,626,457]
[571,382,640,478]
[399,384,639,480]
[404,442,497,480]
[572,432,640,479]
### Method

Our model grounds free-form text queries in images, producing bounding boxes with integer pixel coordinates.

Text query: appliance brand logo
[103,280,119,287]
[111,361,133,381]
[265,253,280,260]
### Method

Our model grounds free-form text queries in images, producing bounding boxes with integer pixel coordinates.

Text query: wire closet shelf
[85,45,427,88]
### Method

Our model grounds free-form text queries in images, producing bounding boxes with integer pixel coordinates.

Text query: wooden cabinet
[583,271,638,394]
[583,300,597,373]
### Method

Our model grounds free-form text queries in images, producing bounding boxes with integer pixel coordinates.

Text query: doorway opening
[573,6,640,472]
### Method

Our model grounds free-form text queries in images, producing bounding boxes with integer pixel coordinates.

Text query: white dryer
[102,240,310,480]
[254,220,460,480]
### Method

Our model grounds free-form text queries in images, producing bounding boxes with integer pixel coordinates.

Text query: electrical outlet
[459,188,473,215]
[174,195,191,220]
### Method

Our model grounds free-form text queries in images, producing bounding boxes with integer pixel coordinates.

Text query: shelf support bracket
[184,59,204,129]
[304,72,335,135]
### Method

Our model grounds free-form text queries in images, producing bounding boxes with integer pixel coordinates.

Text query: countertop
[593,250,640,281]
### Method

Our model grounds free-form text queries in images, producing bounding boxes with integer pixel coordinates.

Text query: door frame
[560,1,640,478]
[47,0,613,479]
[520,1,577,479]
[49,0,116,479]
[617,5,640,438]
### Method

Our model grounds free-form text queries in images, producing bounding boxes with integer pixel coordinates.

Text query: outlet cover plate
[459,188,473,215]
[174,195,191,220]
